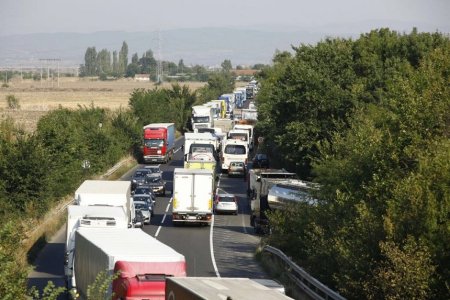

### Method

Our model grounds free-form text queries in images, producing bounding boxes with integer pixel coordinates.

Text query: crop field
[0,77,206,131]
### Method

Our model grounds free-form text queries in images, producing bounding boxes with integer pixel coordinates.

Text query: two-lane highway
[28,136,268,296]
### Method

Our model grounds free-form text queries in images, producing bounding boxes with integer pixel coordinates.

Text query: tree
[112,51,118,77]
[84,47,97,76]
[221,59,232,72]
[178,59,185,73]
[139,50,157,74]
[131,53,139,64]
[96,49,112,76]
[118,41,129,76]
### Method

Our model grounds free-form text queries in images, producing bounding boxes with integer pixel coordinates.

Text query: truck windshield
[197,128,215,134]
[192,116,210,123]
[224,145,246,155]
[190,144,214,154]
[145,139,164,147]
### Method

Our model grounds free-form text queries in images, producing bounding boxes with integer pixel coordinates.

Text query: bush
[6,94,20,109]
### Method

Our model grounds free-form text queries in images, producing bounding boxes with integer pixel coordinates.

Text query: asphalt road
[27,134,268,296]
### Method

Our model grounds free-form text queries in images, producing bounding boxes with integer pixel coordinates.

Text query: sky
[1,0,449,36]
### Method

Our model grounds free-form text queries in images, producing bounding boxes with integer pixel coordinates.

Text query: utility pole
[39,58,61,88]
[156,29,163,84]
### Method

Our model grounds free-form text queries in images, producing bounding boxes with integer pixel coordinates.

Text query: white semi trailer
[64,205,128,290]
[73,228,186,299]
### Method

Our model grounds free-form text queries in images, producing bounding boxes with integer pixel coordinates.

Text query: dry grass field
[0,77,206,132]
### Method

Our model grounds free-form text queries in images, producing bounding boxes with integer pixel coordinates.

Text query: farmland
[0,77,206,131]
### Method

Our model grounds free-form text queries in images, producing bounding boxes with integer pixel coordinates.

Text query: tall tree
[96,49,112,75]
[131,53,139,64]
[112,50,118,76]
[84,47,97,76]
[118,41,129,76]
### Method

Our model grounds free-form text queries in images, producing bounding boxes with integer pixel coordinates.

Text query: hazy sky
[1,0,449,36]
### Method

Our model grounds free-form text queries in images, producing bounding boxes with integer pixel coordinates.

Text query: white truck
[184,132,219,162]
[191,105,214,130]
[172,168,214,225]
[213,118,235,135]
[228,129,250,151]
[234,124,255,151]
[64,205,128,290]
[221,139,249,172]
[73,228,186,299]
[242,108,258,121]
[74,180,135,227]
[165,277,293,300]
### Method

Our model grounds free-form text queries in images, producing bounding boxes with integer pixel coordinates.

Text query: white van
[221,139,248,172]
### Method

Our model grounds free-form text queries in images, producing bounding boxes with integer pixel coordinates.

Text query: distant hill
[0,28,319,67]
[1,23,446,67]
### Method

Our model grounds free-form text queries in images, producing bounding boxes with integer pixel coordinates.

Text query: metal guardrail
[262,245,346,300]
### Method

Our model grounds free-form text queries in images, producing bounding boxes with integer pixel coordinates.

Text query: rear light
[245,158,248,164]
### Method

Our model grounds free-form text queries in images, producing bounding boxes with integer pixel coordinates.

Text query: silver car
[214,193,238,215]
[133,194,155,216]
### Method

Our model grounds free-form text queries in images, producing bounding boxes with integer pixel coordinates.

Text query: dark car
[131,167,160,190]
[132,185,156,201]
[145,175,166,196]
[133,209,145,228]
[252,153,270,169]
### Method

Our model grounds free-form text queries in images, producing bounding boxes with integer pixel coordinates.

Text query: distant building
[134,74,150,81]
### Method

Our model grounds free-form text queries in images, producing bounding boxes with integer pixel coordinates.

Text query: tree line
[78,41,264,81]
[256,28,449,299]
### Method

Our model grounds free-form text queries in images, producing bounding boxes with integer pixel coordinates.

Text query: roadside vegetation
[0,67,232,298]
[257,28,449,299]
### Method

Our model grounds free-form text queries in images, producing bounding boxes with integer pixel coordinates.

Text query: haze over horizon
[1,0,449,66]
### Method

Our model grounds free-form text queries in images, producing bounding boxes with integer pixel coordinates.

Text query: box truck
[73,228,186,300]
[165,277,293,300]
[64,205,128,290]
[74,180,134,227]
[191,105,214,130]
[143,123,176,164]
[172,168,214,225]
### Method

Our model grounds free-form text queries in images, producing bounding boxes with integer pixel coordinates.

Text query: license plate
[188,216,197,220]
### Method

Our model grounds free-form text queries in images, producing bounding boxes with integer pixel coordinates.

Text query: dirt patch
[0,77,206,132]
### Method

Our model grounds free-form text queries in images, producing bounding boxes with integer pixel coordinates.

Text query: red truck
[143,123,176,163]
[113,260,186,300]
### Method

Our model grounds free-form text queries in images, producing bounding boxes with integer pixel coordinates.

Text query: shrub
[6,94,20,109]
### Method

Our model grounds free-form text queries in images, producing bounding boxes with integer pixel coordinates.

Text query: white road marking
[174,146,182,154]
[210,214,220,278]
[155,198,173,238]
